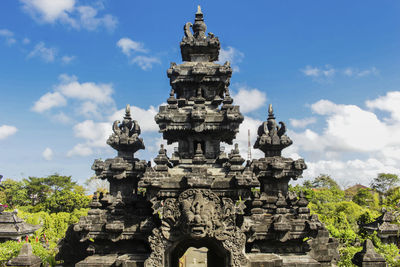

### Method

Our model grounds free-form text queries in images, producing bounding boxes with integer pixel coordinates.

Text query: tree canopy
[370,173,399,194]
[0,174,89,213]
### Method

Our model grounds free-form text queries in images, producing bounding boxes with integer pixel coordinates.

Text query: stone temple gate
[58,6,339,267]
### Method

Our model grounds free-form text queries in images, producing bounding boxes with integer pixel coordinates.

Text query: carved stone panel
[145,189,248,267]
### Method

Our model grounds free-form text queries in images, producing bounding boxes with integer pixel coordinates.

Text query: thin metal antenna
[247,129,252,161]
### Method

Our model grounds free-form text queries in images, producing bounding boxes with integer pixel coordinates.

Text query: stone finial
[254,104,293,157]
[193,143,206,164]
[167,89,178,107]
[193,5,206,39]
[107,104,145,158]
[154,144,171,171]
[268,104,273,117]
[180,6,220,62]
[352,239,386,266]
[228,144,245,170]
[7,243,42,267]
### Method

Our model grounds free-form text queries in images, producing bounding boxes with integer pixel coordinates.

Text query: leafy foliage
[0,208,88,266]
[307,174,341,190]
[44,190,90,213]
[0,179,29,207]
[0,175,90,266]
[352,188,380,210]
[370,173,400,194]
[293,173,400,266]
[0,174,89,213]
[2,173,400,266]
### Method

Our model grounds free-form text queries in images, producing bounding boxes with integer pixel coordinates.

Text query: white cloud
[117,38,148,56]
[295,99,390,153]
[0,29,17,45]
[61,55,75,64]
[217,46,244,72]
[301,65,335,79]
[303,158,400,187]
[67,143,93,157]
[310,99,339,115]
[116,38,160,71]
[366,91,400,122]
[65,103,160,157]
[343,67,379,77]
[131,55,161,70]
[231,87,267,113]
[302,65,379,82]
[0,125,18,140]
[22,38,30,44]
[226,116,264,160]
[301,66,320,77]
[78,101,100,118]
[32,91,67,113]
[286,92,400,185]
[42,147,53,160]
[20,0,75,22]
[73,120,111,148]
[32,74,115,120]
[289,117,317,128]
[20,0,117,31]
[32,75,123,157]
[52,112,72,124]
[76,5,117,31]
[0,29,14,37]
[28,42,57,62]
[56,74,113,104]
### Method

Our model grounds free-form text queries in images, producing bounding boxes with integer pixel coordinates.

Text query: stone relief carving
[146,189,248,267]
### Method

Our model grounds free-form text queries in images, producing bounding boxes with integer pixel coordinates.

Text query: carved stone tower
[58,7,338,267]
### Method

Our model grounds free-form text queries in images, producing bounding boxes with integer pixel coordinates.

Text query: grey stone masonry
[352,239,387,267]
[7,243,41,267]
[0,211,40,242]
[57,6,343,267]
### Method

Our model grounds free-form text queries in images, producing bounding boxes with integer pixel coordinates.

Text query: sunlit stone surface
[57,6,342,267]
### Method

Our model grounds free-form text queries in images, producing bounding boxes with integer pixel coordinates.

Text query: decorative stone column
[7,243,41,267]
[352,239,386,267]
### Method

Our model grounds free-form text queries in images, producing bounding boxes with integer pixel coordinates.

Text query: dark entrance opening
[179,247,207,266]
[170,239,227,267]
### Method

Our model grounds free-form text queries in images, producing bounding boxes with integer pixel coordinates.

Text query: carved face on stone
[179,189,219,238]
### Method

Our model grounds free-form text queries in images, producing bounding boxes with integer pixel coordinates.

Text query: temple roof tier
[0,211,40,241]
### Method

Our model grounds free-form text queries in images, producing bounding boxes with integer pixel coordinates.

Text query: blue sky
[0,0,399,187]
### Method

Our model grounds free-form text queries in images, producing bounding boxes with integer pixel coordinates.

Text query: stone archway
[170,238,227,267]
[144,189,248,267]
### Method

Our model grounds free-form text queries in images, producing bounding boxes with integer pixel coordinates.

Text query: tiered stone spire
[156,5,243,162]
[58,7,341,267]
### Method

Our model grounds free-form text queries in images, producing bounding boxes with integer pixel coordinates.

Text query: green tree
[352,188,380,209]
[24,177,50,206]
[23,175,78,207]
[44,190,90,213]
[370,173,399,194]
[44,174,76,192]
[0,179,29,207]
[385,186,400,208]
[311,174,341,190]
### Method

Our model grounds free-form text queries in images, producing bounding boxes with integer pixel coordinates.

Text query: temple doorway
[178,247,207,267]
[170,239,227,267]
